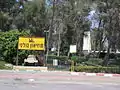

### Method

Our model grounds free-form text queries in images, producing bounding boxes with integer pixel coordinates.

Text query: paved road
[0,70,120,90]
[0,78,120,90]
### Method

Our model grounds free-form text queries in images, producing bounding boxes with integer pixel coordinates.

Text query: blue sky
[45,0,64,6]
[88,10,99,29]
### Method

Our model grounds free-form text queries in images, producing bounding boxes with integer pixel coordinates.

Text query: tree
[92,0,120,65]
[68,0,91,56]
[22,0,47,36]
[46,0,91,56]
[0,0,26,31]
[0,0,16,12]
[0,30,30,64]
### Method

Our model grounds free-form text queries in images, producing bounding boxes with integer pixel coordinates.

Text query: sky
[88,10,99,29]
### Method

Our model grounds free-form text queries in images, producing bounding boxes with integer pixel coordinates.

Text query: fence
[47,58,71,71]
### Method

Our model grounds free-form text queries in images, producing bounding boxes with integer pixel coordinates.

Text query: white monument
[83,31,91,53]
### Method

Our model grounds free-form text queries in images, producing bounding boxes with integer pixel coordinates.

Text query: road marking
[28,79,35,82]
[70,72,79,76]
[104,74,113,77]
[86,73,96,76]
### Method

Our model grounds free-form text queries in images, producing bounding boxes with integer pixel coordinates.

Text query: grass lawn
[0,61,13,70]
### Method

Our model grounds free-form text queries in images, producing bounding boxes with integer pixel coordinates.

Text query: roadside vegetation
[0,0,120,73]
[0,60,13,70]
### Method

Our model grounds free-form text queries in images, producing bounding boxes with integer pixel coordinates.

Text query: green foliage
[70,55,104,66]
[1,0,120,68]
[0,29,30,64]
[23,0,47,36]
[0,12,9,31]
[77,57,87,63]
[72,66,120,74]
[84,58,103,66]
[47,55,68,61]
[70,56,103,66]
[71,56,86,64]
[116,58,120,65]
[91,0,120,64]
[71,56,77,61]
[0,0,16,12]
[0,0,18,31]
[0,0,92,57]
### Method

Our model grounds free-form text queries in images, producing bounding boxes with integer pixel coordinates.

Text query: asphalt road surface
[0,70,120,90]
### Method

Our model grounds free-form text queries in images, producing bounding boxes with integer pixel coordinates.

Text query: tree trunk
[57,27,61,56]
[103,39,110,66]
[77,31,84,56]
[46,0,55,66]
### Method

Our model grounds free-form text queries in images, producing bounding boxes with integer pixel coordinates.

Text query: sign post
[16,49,19,66]
[16,37,45,66]
[69,45,76,72]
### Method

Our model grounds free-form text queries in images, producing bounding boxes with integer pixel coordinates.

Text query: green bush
[0,61,5,69]
[72,66,120,74]
[72,56,103,66]
[0,30,30,64]
[70,56,86,63]
[78,57,87,63]
[84,58,103,66]
[71,56,78,61]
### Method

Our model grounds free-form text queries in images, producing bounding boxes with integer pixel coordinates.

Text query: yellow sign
[18,37,45,50]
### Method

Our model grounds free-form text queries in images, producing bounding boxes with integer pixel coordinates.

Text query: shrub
[84,58,103,66]
[116,58,120,65]
[78,57,87,62]
[47,55,68,61]
[70,56,86,63]
[74,56,103,66]
[71,56,78,61]
[71,66,120,74]
[0,30,30,64]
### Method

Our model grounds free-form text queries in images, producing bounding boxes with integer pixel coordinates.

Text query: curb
[14,69,48,72]
[13,69,70,73]
[70,72,120,77]
[4,69,120,78]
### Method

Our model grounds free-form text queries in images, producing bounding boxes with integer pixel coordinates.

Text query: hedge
[71,56,86,62]
[84,58,103,66]
[47,55,68,61]
[70,56,103,66]
[71,66,120,74]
